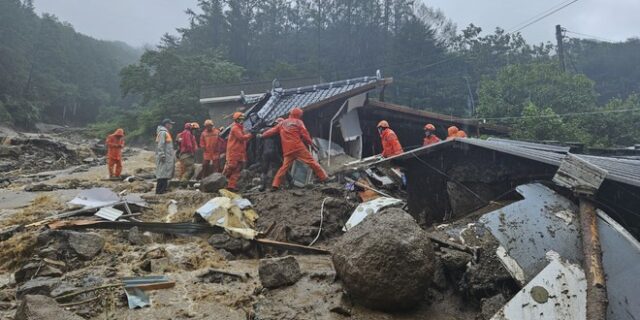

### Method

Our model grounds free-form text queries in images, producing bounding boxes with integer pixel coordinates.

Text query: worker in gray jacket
[155,118,175,194]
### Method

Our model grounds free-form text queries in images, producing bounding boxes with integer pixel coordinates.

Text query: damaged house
[361,137,640,319]
[209,71,508,168]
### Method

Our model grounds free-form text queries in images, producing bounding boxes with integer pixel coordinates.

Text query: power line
[510,0,580,34]
[564,30,616,42]
[507,0,575,33]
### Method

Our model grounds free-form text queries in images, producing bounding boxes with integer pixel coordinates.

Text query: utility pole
[556,24,566,72]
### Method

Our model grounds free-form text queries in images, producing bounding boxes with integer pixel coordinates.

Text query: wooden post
[579,199,608,320]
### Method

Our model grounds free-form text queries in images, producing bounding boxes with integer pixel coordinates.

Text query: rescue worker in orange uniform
[423,123,441,146]
[199,119,221,178]
[223,112,253,191]
[105,128,125,178]
[259,108,328,190]
[377,120,403,158]
[446,126,468,140]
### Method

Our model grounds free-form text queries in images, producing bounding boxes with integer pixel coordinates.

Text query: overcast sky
[33,0,639,47]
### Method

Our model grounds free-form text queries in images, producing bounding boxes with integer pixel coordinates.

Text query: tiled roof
[254,76,381,124]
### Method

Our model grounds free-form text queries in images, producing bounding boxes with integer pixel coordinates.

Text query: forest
[2,0,639,147]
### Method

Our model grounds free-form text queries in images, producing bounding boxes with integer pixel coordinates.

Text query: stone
[82,157,95,163]
[24,183,54,192]
[127,227,144,245]
[440,248,472,273]
[16,278,59,299]
[38,230,105,261]
[14,263,63,283]
[481,294,507,320]
[0,301,15,311]
[200,173,227,193]
[331,208,435,312]
[431,258,448,290]
[0,288,16,301]
[258,256,302,289]
[208,233,251,253]
[14,295,84,320]
[66,232,105,259]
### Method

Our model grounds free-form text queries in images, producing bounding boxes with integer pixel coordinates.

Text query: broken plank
[255,238,331,255]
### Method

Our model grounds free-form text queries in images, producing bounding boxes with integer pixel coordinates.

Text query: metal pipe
[579,198,608,320]
[327,100,349,167]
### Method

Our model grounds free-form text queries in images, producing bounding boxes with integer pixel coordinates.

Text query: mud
[0,127,521,320]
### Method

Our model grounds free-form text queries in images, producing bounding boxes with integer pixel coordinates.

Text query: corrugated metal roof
[255,76,380,123]
[378,138,640,188]
[486,137,571,153]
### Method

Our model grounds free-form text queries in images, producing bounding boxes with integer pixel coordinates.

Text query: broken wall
[401,145,557,225]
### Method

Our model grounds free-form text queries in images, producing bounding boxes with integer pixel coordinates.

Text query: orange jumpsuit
[106,129,125,177]
[200,128,221,177]
[423,135,441,146]
[223,123,252,189]
[262,112,328,188]
[380,128,403,158]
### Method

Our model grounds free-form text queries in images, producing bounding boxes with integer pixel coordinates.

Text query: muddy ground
[0,126,516,320]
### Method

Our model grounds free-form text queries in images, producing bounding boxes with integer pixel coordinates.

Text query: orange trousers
[107,158,122,177]
[223,160,244,189]
[272,148,327,188]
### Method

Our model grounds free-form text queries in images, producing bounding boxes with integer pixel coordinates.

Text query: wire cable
[309,197,330,247]
[564,30,615,42]
[507,0,576,33]
[510,0,580,34]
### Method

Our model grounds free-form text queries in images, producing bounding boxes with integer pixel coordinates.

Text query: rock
[431,258,448,290]
[258,256,302,289]
[0,288,16,301]
[0,224,23,241]
[37,230,104,260]
[14,295,84,320]
[331,208,435,311]
[0,301,15,311]
[481,294,507,319]
[24,183,54,192]
[200,173,227,193]
[208,233,251,253]
[127,227,145,245]
[440,248,472,273]
[16,278,59,299]
[82,157,95,163]
[150,257,171,273]
[14,263,63,283]
[66,232,105,259]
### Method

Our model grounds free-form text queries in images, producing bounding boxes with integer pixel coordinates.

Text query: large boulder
[259,256,302,289]
[200,173,227,193]
[332,208,435,311]
[15,295,84,320]
[16,277,59,299]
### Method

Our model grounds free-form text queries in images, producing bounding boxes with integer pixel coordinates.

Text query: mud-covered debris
[480,294,506,319]
[36,230,105,261]
[14,262,63,283]
[0,289,16,302]
[440,247,472,273]
[14,294,84,320]
[208,233,251,254]
[200,173,227,193]
[16,277,59,299]
[23,183,55,192]
[332,208,435,312]
[259,256,302,289]
[127,227,151,245]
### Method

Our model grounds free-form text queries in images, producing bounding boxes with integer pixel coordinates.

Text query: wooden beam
[579,199,608,320]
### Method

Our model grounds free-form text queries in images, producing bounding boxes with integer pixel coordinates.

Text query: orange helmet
[448,126,459,136]
[114,128,124,136]
[204,119,214,127]
[424,124,436,131]
[377,120,390,128]
[232,112,245,121]
[191,122,200,129]
[184,122,192,130]
[290,108,303,119]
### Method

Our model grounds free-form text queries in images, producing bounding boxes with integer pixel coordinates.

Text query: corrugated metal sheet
[384,139,640,188]
[486,137,571,153]
[254,76,379,123]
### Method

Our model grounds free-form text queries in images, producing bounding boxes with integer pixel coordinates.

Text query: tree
[477,62,597,120]
[512,102,587,142]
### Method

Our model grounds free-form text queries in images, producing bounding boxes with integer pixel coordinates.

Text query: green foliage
[117,49,243,141]
[512,102,587,142]
[572,94,640,147]
[0,0,141,127]
[477,62,597,119]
